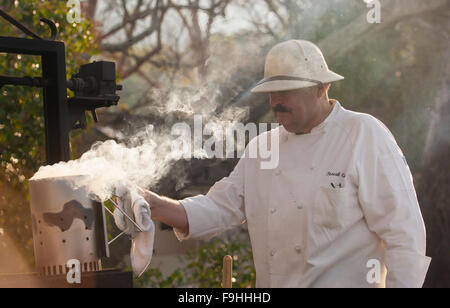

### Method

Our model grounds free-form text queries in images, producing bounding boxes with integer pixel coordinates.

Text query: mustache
[272,104,291,113]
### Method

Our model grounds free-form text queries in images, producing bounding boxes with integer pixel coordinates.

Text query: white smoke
[31,102,249,202]
[31,125,167,201]
[30,35,266,201]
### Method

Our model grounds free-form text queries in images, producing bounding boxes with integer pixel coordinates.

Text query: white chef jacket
[174,100,431,288]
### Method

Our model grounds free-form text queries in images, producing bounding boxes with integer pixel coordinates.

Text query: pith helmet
[251,40,344,93]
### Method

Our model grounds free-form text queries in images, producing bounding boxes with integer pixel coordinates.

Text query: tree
[84,0,231,86]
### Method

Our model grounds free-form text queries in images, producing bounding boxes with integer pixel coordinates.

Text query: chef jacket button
[270,249,276,256]
[274,170,282,176]
[310,165,315,170]
[297,204,303,210]
[270,208,277,214]
[295,245,302,253]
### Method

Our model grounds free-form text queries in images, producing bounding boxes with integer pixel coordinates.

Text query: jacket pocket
[313,186,350,229]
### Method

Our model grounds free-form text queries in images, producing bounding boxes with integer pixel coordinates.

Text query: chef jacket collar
[279,99,341,141]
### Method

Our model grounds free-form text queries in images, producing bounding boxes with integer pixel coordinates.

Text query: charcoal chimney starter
[29,175,109,276]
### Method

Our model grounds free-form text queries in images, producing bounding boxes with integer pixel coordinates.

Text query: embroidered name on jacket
[326,171,346,178]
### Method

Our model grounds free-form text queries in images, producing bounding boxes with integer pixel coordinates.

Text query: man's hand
[137,187,161,220]
[138,188,189,235]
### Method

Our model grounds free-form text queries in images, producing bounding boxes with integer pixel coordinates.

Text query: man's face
[269,86,321,134]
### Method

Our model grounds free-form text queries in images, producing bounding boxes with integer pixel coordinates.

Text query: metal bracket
[103,197,144,245]
[0,9,57,41]
[0,75,51,90]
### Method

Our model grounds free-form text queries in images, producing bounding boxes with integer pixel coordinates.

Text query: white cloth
[114,185,155,277]
[174,100,431,288]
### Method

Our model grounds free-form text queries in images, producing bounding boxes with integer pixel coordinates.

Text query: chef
[141,40,431,287]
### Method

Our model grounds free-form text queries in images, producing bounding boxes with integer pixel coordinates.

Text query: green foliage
[0,0,97,270]
[134,233,256,288]
[134,268,184,288]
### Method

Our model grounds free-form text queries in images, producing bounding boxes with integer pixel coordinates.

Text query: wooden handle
[222,255,233,288]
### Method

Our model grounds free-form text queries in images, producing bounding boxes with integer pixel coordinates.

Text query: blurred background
[0,0,448,287]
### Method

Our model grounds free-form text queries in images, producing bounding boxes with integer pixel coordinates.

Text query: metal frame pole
[0,36,70,164]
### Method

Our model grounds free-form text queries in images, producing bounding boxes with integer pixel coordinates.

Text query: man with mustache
[141,40,431,287]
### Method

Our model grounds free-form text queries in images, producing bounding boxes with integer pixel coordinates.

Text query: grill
[0,9,131,287]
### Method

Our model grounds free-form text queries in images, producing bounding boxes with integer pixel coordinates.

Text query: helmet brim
[251,70,344,93]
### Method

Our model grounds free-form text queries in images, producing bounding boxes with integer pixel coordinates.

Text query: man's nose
[269,93,282,108]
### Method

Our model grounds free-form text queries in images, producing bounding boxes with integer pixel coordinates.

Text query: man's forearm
[141,189,189,235]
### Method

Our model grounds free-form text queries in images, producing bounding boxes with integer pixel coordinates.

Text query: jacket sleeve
[356,118,431,288]
[174,155,246,241]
